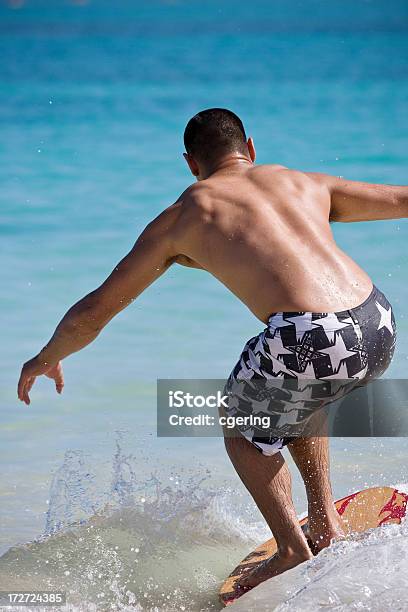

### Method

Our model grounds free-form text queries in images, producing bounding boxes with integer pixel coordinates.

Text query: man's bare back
[170,163,373,323]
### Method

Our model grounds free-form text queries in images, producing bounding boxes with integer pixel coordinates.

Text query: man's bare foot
[238,547,313,589]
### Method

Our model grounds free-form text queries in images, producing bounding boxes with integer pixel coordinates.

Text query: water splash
[0,437,263,611]
[45,450,100,536]
[110,437,141,507]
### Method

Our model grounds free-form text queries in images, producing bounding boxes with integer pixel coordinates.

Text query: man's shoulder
[157,184,213,234]
[171,182,206,204]
[251,164,319,187]
[158,184,202,219]
[254,163,288,172]
[175,182,216,215]
[250,164,309,180]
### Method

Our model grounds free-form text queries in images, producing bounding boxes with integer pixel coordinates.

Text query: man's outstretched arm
[17,204,181,404]
[308,173,408,222]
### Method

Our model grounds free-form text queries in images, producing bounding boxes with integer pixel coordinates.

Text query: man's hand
[17,358,64,405]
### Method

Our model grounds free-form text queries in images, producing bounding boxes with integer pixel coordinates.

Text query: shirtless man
[18,108,406,588]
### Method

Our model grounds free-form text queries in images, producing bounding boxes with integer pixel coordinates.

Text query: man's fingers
[17,370,34,404]
[17,368,30,403]
[17,366,38,404]
[24,376,37,404]
[22,379,31,405]
[27,377,36,393]
[53,363,64,394]
[17,372,25,401]
[17,360,38,403]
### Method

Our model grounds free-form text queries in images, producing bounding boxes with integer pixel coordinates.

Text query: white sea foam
[233,491,408,611]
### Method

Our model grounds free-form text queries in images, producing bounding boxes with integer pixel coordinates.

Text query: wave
[0,437,267,611]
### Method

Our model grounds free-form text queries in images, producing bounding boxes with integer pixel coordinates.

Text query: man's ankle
[278,540,313,560]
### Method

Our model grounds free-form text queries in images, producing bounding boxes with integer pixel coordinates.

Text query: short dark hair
[184,108,247,163]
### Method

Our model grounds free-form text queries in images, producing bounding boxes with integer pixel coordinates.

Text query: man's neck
[201,154,253,180]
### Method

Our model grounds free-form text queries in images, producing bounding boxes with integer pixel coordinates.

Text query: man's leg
[287,436,345,552]
[224,433,312,588]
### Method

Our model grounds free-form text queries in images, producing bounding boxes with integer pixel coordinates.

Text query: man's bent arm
[308,173,408,222]
[17,204,181,403]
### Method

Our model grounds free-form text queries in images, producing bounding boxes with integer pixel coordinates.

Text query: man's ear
[183,152,200,177]
[247,137,256,163]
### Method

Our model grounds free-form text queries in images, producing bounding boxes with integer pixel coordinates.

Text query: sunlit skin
[18,138,407,587]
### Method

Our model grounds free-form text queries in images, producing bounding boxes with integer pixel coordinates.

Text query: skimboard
[220,486,408,606]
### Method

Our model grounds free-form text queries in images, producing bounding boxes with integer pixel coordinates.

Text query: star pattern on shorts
[237,356,257,380]
[320,334,358,374]
[269,313,295,331]
[285,312,315,342]
[351,342,368,369]
[311,314,352,342]
[265,333,294,358]
[320,361,350,379]
[376,301,394,335]
[253,336,266,356]
[286,333,326,372]
[268,354,294,376]
[275,406,304,427]
[279,383,317,404]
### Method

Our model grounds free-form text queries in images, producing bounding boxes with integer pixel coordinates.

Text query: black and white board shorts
[224,284,396,456]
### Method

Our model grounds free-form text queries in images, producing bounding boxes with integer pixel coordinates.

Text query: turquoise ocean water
[1,1,408,609]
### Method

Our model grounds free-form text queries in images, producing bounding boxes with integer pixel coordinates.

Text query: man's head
[183,108,255,179]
